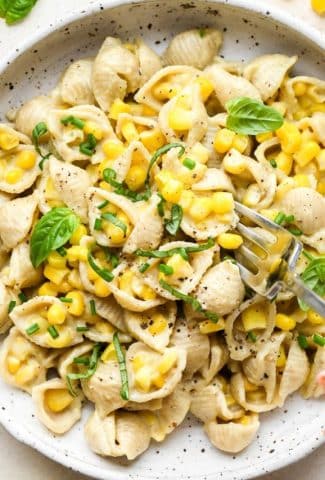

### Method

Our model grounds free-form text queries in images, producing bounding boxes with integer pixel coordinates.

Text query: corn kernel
[242,305,267,331]
[178,190,194,212]
[275,313,296,331]
[275,151,293,175]
[7,356,21,375]
[47,251,67,269]
[307,309,325,325]
[152,372,165,388]
[232,134,249,154]
[0,131,19,150]
[125,165,147,191]
[132,354,145,372]
[10,337,30,361]
[190,142,210,164]
[108,99,131,120]
[189,197,213,222]
[94,277,111,297]
[223,150,246,174]
[135,365,153,392]
[317,181,325,195]
[160,178,183,203]
[293,82,308,97]
[4,168,23,184]
[168,107,193,131]
[38,282,59,297]
[166,254,192,278]
[66,291,85,316]
[294,140,321,167]
[158,350,178,374]
[47,329,72,348]
[58,281,73,294]
[139,128,165,153]
[14,363,37,385]
[119,270,134,295]
[45,388,73,413]
[148,313,167,335]
[311,0,325,15]
[199,318,225,334]
[211,192,234,214]
[101,343,117,363]
[276,122,302,154]
[256,132,273,143]
[121,121,139,143]
[275,178,295,202]
[217,233,243,250]
[83,121,103,141]
[238,415,251,425]
[132,279,156,301]
[66,246,88,263]
[44,265,69,285]
[103,222,127,244]
[214,128,236,154]
[293,174,310,188]
[276,345,287,369]
[195,76,214,101]
[15,150,37,169]
[102,139,125,160]
[47,303,67,325]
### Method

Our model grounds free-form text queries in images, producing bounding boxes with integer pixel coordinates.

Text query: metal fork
[234,201,325,317]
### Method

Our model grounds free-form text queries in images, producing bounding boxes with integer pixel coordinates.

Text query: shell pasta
[0,28,325,460]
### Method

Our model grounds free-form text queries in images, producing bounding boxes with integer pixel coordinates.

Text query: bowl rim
[0,1,324,479]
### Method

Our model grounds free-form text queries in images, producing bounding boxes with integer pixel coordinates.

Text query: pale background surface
[0,0,324,478]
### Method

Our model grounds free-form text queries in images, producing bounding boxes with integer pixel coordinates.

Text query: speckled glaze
[0,1,324,479]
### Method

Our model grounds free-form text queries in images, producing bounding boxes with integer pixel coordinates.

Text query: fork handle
[285,274,325,317]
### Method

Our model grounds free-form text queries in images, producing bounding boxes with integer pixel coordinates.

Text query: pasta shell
[0,282,17,334]
[281,187,325,235]
[199,336,229,384]
[278,338,309,405]
[32,378,83,434]
[301,229,325,255]
[0,327,47,393]
[204,414,260,453]
[15,95,56,137]
[280,75,325,119]
[230,372,278,413]
[163,29,222,69]
[123,302,176,353]
[244,54,297,101]
[85,410,151,460]
[308,112,325,146]
[60,58,95,106]
[136,39,162,85]
[83,292,128,333]
[0,145,42,194]
[192,168,235,193]
[57,341,94,379]
[301,346,325,399]
[0,193,38,250]
[126,398,163,412]
[5,241,42,289]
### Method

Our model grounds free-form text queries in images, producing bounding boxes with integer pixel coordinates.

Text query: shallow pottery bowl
[0,1,324,479]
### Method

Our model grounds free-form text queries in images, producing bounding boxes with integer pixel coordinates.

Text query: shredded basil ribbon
[101,212,127,235]
[164,204,183,236]
[159,280,219,322]
[145,143,185,186]
[87,251,114,282]
[135,238,215,260]
[32,122,51,170]
[298,251,325,311]
[113,332,129,401]
[66,343,103,396]
[8,300,16,314]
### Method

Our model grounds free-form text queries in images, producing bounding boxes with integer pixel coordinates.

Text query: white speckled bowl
[0,1,324,479]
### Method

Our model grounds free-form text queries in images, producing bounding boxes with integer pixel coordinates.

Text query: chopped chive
[57,246,67,257]
[89,299,97,315]
[157,194,166,217]
[159,263,174,275]
[73,355,90,365]
[61,115,85,129]
[298,334,309,350]
[18,292,27,303]
[313,334,325,347]
[76,326,89,332]
[182,157,196,170]
[247,331,257,342]
[274,212,286,225]
[94,218,103,231]
[87,251,114,282]
[48,325,59,339]
[101,212,127,234]
[66,343,102,397]
[26,323,40,336]
[79,133,97,156]
[269,159,277,168]
[104,248,119,269]
[8,300,16,313]
[288,227,302,236]
[98,200,109,210]
[139,262,150,273]
[198,28,206,37]
[285,214,295,223]
[60,297,73,303]
[103,168,151,202]
[113,332,129,401]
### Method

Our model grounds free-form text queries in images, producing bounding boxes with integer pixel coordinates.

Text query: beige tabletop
[0,0,324,479]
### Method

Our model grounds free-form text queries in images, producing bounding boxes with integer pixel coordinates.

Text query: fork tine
[238,244,262,266]
[235,201,284,232]
[236,262,256,285]
[236,222,268,249]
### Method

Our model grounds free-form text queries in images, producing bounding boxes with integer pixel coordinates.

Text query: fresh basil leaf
[1,0,38,24]
[0,0,9,17]
[165,204,183,235]
[226,97,284,135]
[30,207,80,267]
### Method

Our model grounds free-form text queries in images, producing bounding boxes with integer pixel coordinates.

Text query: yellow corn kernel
[148,313,167,335]
[57,281,72,294]
[47,251,67,269]
[274,178,295,202]
[125,165,147,191]
[232,134,249,154]
[152,82,179,101]
[45,388,73,413]
[309,103,325,114]
[119,270,134,295]
[238,415,251,426]
[121,121,139,143]
[15,150,37,169]
[0,131,19,150]
[160,178,183,203]
[103,222,127,244]
[14,363,37,385]
[108,99,131,120]
[158,350,178,374]
[66,291,85,316]
[135,365,153,392]
[66,246,88,263]
[139,128,165,153]
[166,254,192,277]
[214,128,236,154]
[311,0,325,14]
[317,181,325,195]
[217,233,243,250]
[243,378,258,392]
[307,309,325,325]
[188,197,213,222]
[195,76,214,101]
[190,142,210,164]
[132,280,156,301]
[102,141,124,163]
[275,313,296,331]
[276,122,302,154]
[10,337,30,361]
[316,149,325,172]
[276,345,287,369]
[38,282,59,297]
[44,265,69,285]
[294,140,321,167]
[47,329,72,348]
[275,151,293,175]
[211,192,234,214]
[94,277,111,297]
[178,190,194,212]
[141,105,156,116]
[293,82,308,97]
[69,224,87,245]
[168,107,193,131]
[83,121,103,141]
[95,320,114,334]
[132,354,145,372]
[293,174,310,188]
[4,168,23,184]
[223,150,247,174]
[67,269,83,290]
[47,303,67,325]
[101,343,117,363]
[241,305,267,331]
[7,356,21,375]
[199,318,225,334]
[155,170,174,189]
[256,132,273,143]
[151,372,165,389]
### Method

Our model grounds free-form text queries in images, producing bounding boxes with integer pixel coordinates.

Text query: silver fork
[234,201,325,317]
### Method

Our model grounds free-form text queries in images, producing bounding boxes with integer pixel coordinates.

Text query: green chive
[8,300,16,314]
[59,297,73,303]
[18,292,27,303]
[87,251,114,282]
[103,168,151,202]
[247,331,257,342]
[26,323,40,336]
[288,227,302,236]
[298,334,309,350]
[48,325,59,339]
[274,212,286,225]
[101,212,127,234]
[159,264,174,275]
[57,246,67,257]
[139,262,150,273]
[269,159,277,168]
[79,133,97,156]
[76,326,89,332]
[73,355,90,365]
[313,334,325,347]
[89,299,97,315]
[285,214,295,223]
[182,157,196,170]
[94,218,103,231]
[61,116,85,129]
[135,238,214,260]
[113,332,129,401]
[98,200,109,210]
